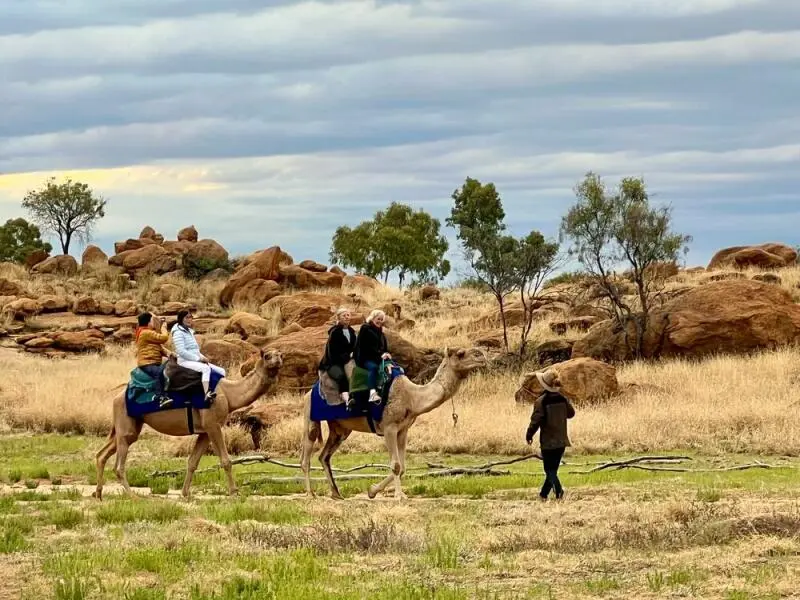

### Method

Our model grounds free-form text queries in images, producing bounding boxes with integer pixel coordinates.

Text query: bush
[182,256,232,281]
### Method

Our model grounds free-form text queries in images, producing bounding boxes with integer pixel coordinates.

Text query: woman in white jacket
[171,309,226,403]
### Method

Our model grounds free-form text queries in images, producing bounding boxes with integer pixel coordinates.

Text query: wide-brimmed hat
[535,369,561,393]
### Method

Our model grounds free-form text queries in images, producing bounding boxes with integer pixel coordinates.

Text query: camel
[93,348,283,500]
[300,346,487,500]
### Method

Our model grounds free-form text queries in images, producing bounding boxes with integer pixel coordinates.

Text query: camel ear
[445,346,452,357]
[456,348,466,358]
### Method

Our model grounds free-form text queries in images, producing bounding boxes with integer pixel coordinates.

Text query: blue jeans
[364,360,380,391]
[139,364,165,395]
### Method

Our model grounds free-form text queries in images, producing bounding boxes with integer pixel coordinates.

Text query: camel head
[443,346,488,377]
[255,348,283,376]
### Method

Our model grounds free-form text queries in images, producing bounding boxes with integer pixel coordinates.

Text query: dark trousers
[139,364,165,395]
[540,447,565,499]
[327,364,349,394]
[363,360,380,390]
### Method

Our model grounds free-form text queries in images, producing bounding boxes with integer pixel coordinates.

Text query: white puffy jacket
[171,325,203,363]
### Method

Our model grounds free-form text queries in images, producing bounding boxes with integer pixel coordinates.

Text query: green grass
[95,499,186,525]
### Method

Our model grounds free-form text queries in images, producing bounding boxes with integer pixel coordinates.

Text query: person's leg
[551,447,566,499]
[178,360,214,400]
[540,448,560,500]
[364,360,380,403]
[139,364,165,398]
[328,365,350,404]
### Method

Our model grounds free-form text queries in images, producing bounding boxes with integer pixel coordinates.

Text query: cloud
[0,0,799,273]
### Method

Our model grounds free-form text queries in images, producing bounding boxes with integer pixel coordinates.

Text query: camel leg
[206,424,237,496]
[92,433,117,500]
[301,420,322,497]
[368,425,401,499]
[319,424,350,500]
[392,427,409,500]
[182,433,210,499]
[114,421,143,497]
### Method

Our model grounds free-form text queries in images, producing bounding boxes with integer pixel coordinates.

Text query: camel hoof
[91,490,101,500]
[330,492,344,501]
[367,487,378,500]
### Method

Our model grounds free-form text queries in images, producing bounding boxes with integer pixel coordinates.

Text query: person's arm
[526,397,545,445]
[565,397,576,419]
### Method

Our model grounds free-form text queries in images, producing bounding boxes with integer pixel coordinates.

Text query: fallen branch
[149,454,391,478]
[241,468,513,486]
[570,455,692,474]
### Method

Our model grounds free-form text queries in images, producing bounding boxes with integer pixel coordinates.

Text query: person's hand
[381,353,391,360]
[200,356,209,363]
[525,426,534,445]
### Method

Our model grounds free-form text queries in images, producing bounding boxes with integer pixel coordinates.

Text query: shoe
[205,390,216,405]
[158,395,173,409]
[368,389,381,404]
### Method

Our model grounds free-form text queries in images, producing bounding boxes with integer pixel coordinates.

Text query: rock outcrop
[572,279,800,361]
[708,243,797,270]
[32,255,79,276]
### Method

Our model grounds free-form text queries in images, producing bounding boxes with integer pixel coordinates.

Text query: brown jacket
[527,391,576,450]
[136,328,170,367]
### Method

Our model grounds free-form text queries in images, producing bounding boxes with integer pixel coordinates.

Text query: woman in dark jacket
[319,308,357,403]
[354,309,391,404]
[525,369,575,501]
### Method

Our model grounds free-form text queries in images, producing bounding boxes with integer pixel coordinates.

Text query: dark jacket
[354,322,388,367]
[319,324,357,370]
[526,391,576,450]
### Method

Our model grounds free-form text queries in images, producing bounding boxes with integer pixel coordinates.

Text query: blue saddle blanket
[124,365,223,419]
[310,362,405,428]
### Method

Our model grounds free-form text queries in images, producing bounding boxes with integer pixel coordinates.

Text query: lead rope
[451,396,458,427]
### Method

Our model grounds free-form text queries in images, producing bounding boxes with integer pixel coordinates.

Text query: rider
[354,309,391,404]
[171,309,226,404]
[135,311,170,404]
[319,307,357,407]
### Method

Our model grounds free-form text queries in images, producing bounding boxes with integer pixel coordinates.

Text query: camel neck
[219,362,276,411]
[409,359,463,417]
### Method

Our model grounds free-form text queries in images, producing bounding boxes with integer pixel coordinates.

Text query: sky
[1,0,799,281]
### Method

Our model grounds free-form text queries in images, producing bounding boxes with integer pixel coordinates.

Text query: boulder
[231,279,281,307]
[177,225,199,242]
[549,316,602,335]
[73,296,99,315]
[572,279,800,361]
[200,339,259,368]
[121,245,177,276]
[108,250,135,267]
[224,312,273,339]
[114,238,151,254]
[184,239,229,266]
[344,274,379,290]
[299,260,327,273]
[161,240,194,256]
[139,226,158,240]
[708,243,797,270]
[515,358,620,406]
[98,301,115,316]
[533,339,575,366]
[162,302,191,315]
[3,298,42,319]
[38,295,70,313]
[263,292,350,328]
[202,268,230,282]
[420,284,440,301]
[114,299,137,317]
[219,246,291,307]
[155,283,182,303]
[32,255,79,276]
[0,278,22,296]
[50,329,105,352]
[111,327,135,344]
[81,245,108,266]
[330,266,346,276]
[24,249,49,270]
[24,337,55,349]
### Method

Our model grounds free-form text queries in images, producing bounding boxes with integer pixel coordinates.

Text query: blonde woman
[318,307,357,404]
[354,309,391,403]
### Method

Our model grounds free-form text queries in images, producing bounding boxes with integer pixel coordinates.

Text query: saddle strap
[186,407,195,435]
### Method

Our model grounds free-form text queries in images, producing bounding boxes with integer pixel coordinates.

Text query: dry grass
[3,336,800,459]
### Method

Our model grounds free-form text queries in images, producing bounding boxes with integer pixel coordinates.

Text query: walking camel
[301,346,487,500]
[93,348,283,500]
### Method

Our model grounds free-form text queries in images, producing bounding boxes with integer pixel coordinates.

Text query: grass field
[1,435,800,599]
[2,266,800,598]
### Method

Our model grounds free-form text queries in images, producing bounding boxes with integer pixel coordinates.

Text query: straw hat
[535,369,561,393]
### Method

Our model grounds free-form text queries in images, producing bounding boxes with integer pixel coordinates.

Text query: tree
[447,177,561,355]
[22,177,107,255]
[0,218,52,264]
[330,202,450,287]
[560,172,692,358]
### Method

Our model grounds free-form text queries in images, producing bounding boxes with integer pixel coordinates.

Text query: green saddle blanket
[127,367,161,405]
[349,361,390,394]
